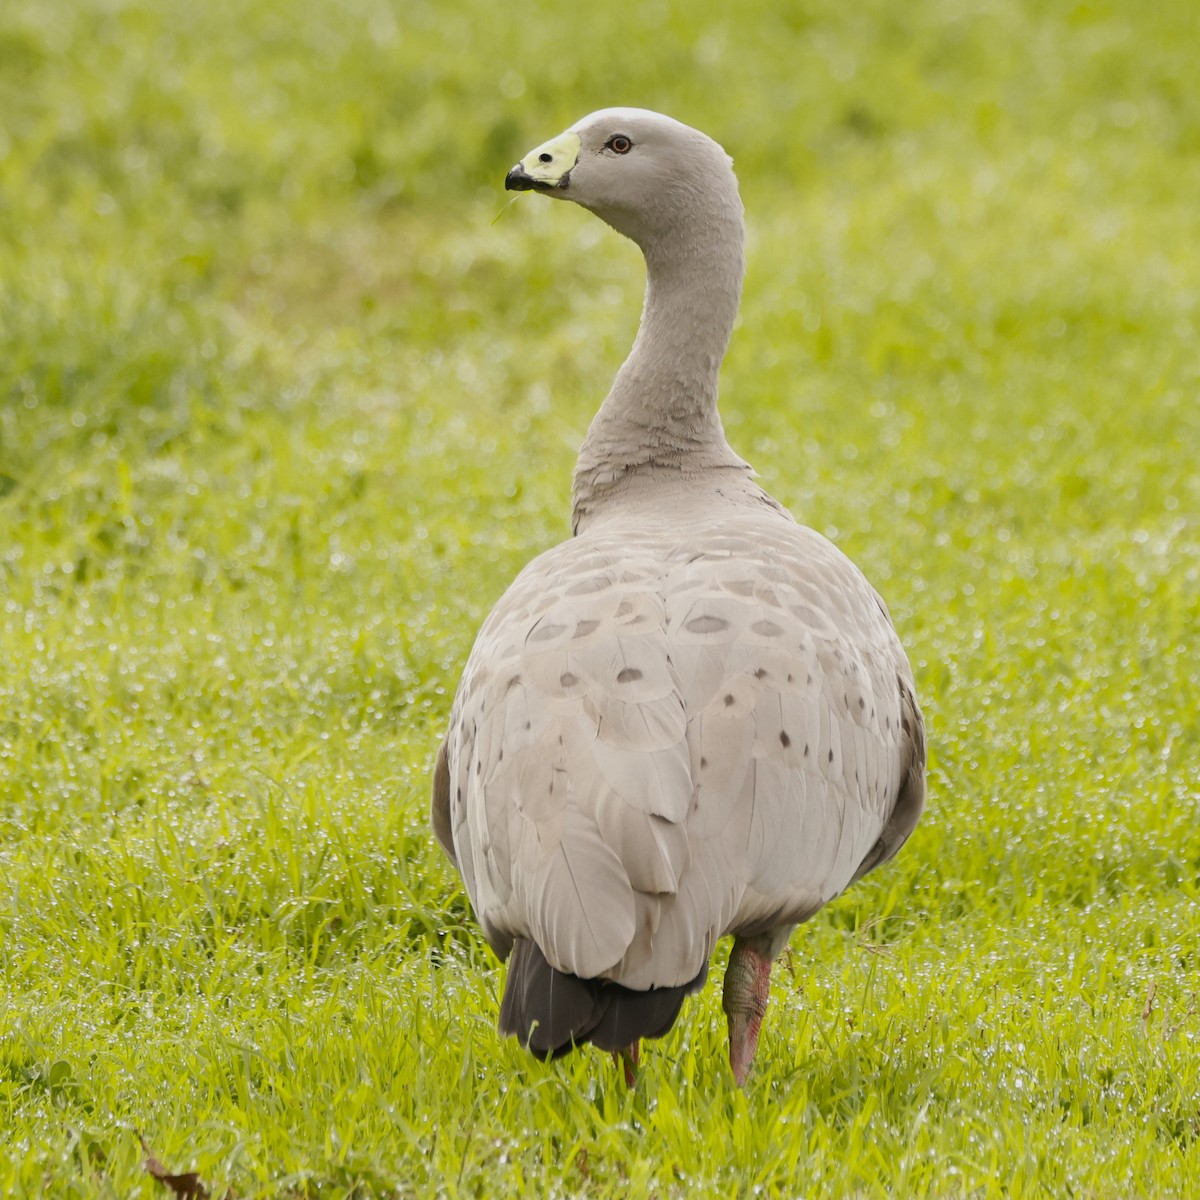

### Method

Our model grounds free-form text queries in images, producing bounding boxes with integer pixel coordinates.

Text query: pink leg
[611,1040,640,1087]
[722,940,774,1087]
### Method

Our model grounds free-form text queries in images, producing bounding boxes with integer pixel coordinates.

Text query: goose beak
[504,163,542,192]
[505,130,581,192]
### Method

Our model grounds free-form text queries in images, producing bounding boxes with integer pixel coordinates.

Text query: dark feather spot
[751,619,784,637]
[506,674,523,692]
[780,731,791,748]
[828,748,835,763]
[724,693,735,707]
[700,756,708,769]
[686,614,729,635]
[573,619,601,637]
[754,667,768,680]
[616,667,643,683]
[560,671,579,688]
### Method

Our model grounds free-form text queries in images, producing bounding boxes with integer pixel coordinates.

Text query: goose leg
[611,1041,640,1087]
[722,937,775,1087]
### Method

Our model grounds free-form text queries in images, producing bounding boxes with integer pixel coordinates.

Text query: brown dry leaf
[138,1134,210,1200]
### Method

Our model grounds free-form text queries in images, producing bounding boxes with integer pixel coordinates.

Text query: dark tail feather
[498,937,707,1059]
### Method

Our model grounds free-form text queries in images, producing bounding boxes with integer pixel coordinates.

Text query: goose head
[505,107,742,249]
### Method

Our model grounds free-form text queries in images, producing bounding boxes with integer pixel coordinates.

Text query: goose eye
[607,135,633,155]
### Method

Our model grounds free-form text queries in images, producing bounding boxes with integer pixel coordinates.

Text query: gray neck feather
[571,183,752,533]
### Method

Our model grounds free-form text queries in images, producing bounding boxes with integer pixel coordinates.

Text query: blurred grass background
[2,0,1198,1195]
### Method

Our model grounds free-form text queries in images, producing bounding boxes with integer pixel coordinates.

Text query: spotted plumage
[432,109,925,1085]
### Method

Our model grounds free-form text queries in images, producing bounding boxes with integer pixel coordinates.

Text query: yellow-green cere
[520,130,581,186]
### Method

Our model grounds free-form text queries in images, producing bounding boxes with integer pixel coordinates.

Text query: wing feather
[439,511,923,992]
[513,805,637,977]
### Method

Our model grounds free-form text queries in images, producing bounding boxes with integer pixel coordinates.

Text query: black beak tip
[505,164,537,192]
[506,163,568,193]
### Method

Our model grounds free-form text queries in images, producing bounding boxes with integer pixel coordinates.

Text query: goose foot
[611,1041,640,1087]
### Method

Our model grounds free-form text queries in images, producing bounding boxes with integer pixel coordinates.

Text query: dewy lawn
[2,0,1198,1195]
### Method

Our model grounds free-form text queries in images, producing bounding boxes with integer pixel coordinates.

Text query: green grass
[2,0,1199,1194]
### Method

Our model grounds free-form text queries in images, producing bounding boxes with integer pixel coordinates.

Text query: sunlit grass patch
[2,0,1199,1195]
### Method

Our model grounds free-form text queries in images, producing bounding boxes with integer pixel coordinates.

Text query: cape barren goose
[432,109,925,1086]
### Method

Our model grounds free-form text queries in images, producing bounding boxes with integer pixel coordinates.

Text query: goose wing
[436,513,923,988]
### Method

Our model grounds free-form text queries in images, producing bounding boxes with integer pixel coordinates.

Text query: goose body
[433,109,925,1084]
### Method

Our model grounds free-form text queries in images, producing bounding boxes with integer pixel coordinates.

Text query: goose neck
[572,212,747,531]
